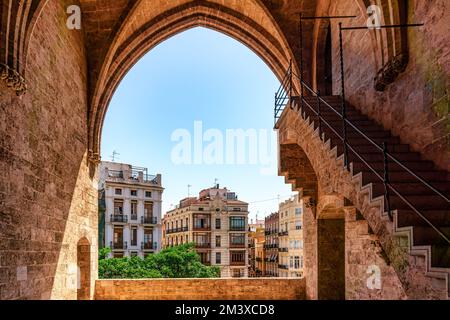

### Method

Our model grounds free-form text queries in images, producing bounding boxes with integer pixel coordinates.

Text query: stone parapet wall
[94,278,306,300]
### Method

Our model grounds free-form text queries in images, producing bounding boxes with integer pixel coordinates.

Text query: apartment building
[278,195,304,277]
[248,223,265,277]
[99,161,163,258]
[264,212,279,277]
[163,185,249,278]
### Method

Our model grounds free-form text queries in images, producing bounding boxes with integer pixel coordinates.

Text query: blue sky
[101,27,295,221]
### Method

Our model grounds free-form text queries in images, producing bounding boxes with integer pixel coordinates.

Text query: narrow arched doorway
[77,237,91,300]
[317,209,345,300]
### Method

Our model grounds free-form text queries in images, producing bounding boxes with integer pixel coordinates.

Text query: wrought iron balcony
[130,214,138,221]
[195,242,211,248]
[229,226,246,231]
[141,216,157,224]
[110,241,127,250]
[230,260,246,266]
[110,214,128,223]
[278,247,289,252]
[278,231,288,236]
[141,242,158,250]
[278,264,288,270]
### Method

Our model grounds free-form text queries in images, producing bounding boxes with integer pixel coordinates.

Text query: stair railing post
[383,142,393,221]
[316,90,322,140]
[299,13,304,114]
[339,22,349,169]
[289,60,293,110]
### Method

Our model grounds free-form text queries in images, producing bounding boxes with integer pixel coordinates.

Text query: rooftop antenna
[110,150,120,162]
[214,178,219,188]
[188,184,192,199]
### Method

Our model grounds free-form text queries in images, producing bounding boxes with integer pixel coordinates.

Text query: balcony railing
[193,225,211,231]
[278,231,288,236]
[110,214,128,223]
[130,214,138,221]
[195,242,211,248]
[141,216,157,224]
[167,227,188,234]
[230,242,246,248]
[110,241,127,250]
[229,226,246,231]
[278,248,288,252]
[264,244,278,249]
[141,242,158,250]
[230,260,246,266]
[278,264,288,270]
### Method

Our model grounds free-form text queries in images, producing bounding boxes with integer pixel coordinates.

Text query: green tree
[98,243,220,279]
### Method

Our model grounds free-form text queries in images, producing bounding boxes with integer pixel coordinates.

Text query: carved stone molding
[374,53,409,92]
[88,150,101,165]
[0,63,27,96]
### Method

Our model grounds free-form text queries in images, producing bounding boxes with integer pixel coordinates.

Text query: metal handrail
[274,67,450,245]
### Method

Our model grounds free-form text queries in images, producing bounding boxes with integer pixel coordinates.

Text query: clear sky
[101,27,296,221]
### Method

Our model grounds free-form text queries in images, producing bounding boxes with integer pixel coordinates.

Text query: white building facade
[99,161,164,258]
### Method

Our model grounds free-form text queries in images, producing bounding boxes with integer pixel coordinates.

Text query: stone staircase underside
[276,96,450,299]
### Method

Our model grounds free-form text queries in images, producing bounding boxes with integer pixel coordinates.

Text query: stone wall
[0,0,98,300]
[94,278,306,300]
[325,0,449,169]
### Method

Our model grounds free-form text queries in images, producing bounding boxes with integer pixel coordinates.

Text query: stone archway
[85,0,301,161]
[316,195,346,300]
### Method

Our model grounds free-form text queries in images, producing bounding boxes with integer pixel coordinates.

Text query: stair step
[397,209,450,228]
[362,171,449,184]
[352,161,436,173]
[412,226,450,246]
[371,182,450,198]
[389,193,450,210]
[431,245,450,268]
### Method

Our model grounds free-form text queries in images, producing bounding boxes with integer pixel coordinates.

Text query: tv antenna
[110,150,120,162]
[187,184,192,198]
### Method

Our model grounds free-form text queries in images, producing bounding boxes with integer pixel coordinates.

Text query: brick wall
[94,278,306,300]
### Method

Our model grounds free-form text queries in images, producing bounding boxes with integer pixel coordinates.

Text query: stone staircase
[284,95,450,298]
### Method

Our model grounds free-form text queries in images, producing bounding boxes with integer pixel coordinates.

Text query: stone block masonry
[94,278,306,300]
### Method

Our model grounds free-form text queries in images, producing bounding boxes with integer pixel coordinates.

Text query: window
[131,201,137,219]
[194,233,210,247]
[131,227,137,246]
[113,200,123,215]
[290,256,294,268]
[199,252,210,265]
[230,251,246,265]
[295,208,302,216]
[216,236,221,247]
[115,188,122,195]
[215,218,221,229]
[294,256,300,269]
[232,269,244,278]
[145,191,152,198]
[194,214,211,230]
[296,220,302,230]
[199,207,204,211]
[144,229,153,244]
[131,190,137,197]
[230,233,245,247]
[144,202,153,217]
[216,252,221,265]
[229,217,245,231]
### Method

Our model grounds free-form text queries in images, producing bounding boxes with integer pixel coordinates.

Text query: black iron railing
[274,64,450,245]
[110,214,128,223]
[141,216,157,224]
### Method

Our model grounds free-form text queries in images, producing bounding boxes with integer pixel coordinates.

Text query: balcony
[230,260,246,266]
[167,227,188,234]
[110,241,127,250]
[195,242,211,248]
[141,216,157,224]
[229,226,246,231]
[193,226,211,231]
[278,248,288,252]
[110,214,128,223]
[141,242,158,250]
[130,214,138,221]
[278,231,288,237]
[230,242,246,248]
[278,264,288,270]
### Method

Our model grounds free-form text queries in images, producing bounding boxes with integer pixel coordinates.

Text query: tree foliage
[98,243,220,279]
